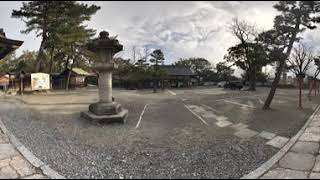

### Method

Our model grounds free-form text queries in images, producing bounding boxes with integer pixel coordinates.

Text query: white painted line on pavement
[223,100,256,108]
[135,104,149,129]
[258,98,264,104]
[184,104,209,126]
[213,94,264,102]
[168,90,176,96]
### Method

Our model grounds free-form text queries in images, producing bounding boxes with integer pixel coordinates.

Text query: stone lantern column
[81,31,128,123]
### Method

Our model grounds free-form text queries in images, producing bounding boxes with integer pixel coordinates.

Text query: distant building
[113,65,197,89]
[161,65,197,88]
[0,73,9,91]
[53,68,95,89]
[0,29,23,93]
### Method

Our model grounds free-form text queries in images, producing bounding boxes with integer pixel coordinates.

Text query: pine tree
[262,1,320,109]
[12,1,100,73]
[150,49,165,92]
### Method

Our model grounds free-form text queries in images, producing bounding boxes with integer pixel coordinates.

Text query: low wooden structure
[52,68,95,89]
[161,65,197,88]
[0,29,23,93]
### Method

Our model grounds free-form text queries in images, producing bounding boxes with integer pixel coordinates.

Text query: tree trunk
[65,70,72,90]
[263,60,285,109]
[36,35,47,72]
[65,56,73,90]
[299,77,302,109]
[263,18,300,110]
[49,47,54,74]
[153,63,158,93]
[153,79,157,93]
[248,69,256,91]
[314,80,317,96]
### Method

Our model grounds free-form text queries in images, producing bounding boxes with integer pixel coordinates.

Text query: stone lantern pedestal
[81,31,128,123]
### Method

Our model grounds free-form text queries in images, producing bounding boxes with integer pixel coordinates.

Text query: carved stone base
[89,102,122,116]
[81,108,128,124]
[81,101,128,124]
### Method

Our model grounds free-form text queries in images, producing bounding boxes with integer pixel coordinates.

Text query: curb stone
[0,117,67,179]
[241,105,320,179]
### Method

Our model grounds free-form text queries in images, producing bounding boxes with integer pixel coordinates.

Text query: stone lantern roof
[87,31,123,54]
[0,28,24,59]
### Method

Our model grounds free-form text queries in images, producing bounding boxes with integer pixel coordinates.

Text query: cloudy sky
[1,1,320,76]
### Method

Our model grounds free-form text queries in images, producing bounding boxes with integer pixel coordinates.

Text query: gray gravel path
[0,97,278,179]
[0,88,314,179]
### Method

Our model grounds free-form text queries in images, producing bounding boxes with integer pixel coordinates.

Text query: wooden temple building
[0,28,23,91]
[0,29,23,59]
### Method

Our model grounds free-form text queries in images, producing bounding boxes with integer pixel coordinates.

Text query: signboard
[31,73,50,91]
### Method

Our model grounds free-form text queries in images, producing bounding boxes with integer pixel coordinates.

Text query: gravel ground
[0,88,311,178]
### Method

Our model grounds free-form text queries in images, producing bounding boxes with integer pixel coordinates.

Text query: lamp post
[81,31,128,123]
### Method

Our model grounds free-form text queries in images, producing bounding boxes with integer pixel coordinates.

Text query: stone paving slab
[291,141,319,155]
[312,155,320,172]
[309,121,320,127]
[310,172,320,179]
[192,107,206,113]
[260,168,309,179]
[0,125,48,179]
[22,174,47,179]
[243,106,320,179]
[215,116,228,121]
[234,128,259,139]
[215,120,232,128]
[305,127,320,134]
[10,156,36,177]
[266,136,289,149]
[258,131,276,140]
[231,123,248,131]
[278,152,315,171]
[0,144,19,160]
[199,111,216,119]
[0,166,19,179]
[299,132,320,142]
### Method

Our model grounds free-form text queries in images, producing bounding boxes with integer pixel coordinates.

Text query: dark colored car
[224,81,243,90]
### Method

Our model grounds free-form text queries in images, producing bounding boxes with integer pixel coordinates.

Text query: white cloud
[2,1,320,77]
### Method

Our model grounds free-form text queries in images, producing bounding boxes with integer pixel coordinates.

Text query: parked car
[224,81,243,90]
[217,81,226,87]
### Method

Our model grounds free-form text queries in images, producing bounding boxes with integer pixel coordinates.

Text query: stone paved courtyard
[0,87,318,178]
[0,128,46,179]
[260,108,320,179]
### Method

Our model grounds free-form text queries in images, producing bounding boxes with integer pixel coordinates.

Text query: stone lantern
[81,31,128,123]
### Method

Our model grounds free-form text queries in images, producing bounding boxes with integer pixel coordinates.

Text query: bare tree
[227,17,265,91]
[143,45,150,63]
[229,17,257,44]
[287,43,313,108]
